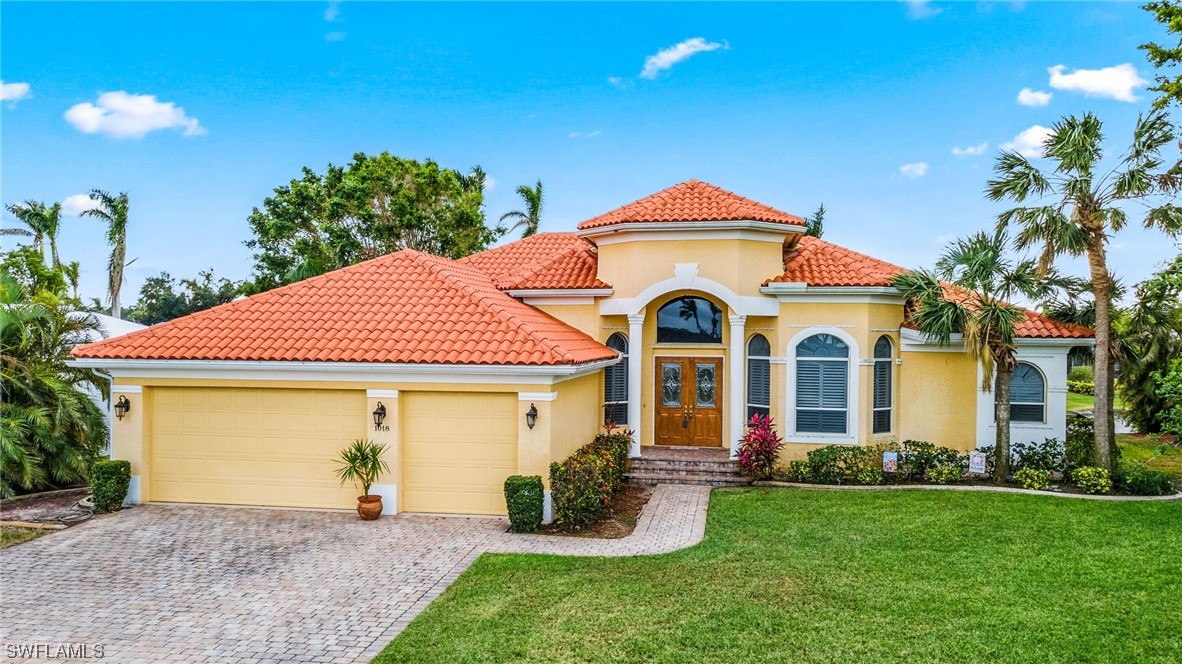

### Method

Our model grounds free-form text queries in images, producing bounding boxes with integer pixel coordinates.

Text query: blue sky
[2,1,1177,305]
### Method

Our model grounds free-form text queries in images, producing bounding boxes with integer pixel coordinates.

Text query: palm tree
[5,200,63,268]
[986,111,1182,473]
[81,190,131,319]
[891,231,1064,482]
[500,180,543,238]
[63,261,82,303]
[806,204,825,238]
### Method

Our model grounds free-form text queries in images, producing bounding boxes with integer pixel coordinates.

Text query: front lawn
[0,526,50,549]
[1067,390,1094,411]
[1120,433,1182,481]
[377,488,1182,663]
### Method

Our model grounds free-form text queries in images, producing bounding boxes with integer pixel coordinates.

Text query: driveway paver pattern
[0,484,709,663]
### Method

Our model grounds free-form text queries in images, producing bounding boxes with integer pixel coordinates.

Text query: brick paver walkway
[0,484,710,664]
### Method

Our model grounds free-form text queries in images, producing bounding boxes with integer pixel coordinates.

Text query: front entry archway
[654,356,724,446]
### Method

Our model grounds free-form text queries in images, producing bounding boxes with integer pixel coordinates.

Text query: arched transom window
[603,333,628,426]
[795,333,850,434]
[746,334,771,421]
[656,296,723,344]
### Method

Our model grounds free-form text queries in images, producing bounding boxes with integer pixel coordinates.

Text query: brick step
[626,467,742,481]
[626,472,750,487]
[629,459,739,472]
[636,447,731,461]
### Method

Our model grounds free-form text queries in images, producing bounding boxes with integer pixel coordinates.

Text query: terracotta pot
[357,494,383,520]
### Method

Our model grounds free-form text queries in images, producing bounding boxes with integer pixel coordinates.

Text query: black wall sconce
[372,401,387,430]
[526,403,538,430]
[114,395,131,421]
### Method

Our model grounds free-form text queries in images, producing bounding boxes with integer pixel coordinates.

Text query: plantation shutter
[795,361,848,434]
[603,334,628,425]
[1009,363,1045,423]
[746,334,771,420]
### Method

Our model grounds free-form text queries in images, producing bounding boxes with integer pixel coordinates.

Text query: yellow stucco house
[71,180,1093,517]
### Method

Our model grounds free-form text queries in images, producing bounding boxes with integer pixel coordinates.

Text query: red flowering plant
[737,414,784,480]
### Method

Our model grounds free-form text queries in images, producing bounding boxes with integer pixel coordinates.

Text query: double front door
[654,356,723,446]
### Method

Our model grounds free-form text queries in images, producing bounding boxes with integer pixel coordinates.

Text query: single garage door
[150,387,365,509]
[402,392,518,515]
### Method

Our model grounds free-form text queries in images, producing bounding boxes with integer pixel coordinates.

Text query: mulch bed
[540,484,653,539]
[0,487,95,526]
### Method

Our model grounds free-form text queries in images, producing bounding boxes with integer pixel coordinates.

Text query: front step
[626,446,749,487]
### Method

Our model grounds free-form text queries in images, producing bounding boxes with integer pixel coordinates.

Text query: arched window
[795,333,849,434]
[746,334,771,421]
[872,336,893,434]
[603,333,628,426]
[656,296,723,344]
[1010,362,1046,423]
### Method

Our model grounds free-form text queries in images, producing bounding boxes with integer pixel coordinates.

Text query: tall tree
[1142,0,1182,108]
[124,269,241,325]
[245,153,502,292]
[1119,253,1182,433]
[5,200,63,268]
[805,204,825,238]
[986,112,1182,473]
[891,232,1065,482]
[501,180,544,238]
[81,190,131,319]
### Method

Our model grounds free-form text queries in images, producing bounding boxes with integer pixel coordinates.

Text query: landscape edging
[750,481,1182,502]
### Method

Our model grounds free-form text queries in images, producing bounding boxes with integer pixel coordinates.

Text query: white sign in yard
[969,451,987,474]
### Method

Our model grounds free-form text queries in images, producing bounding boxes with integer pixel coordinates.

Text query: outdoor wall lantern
[526,403,538,430]
[114,396,131,421]
[372,401,387,430]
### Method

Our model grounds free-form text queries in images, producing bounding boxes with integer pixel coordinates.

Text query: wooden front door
[654,357,723,446]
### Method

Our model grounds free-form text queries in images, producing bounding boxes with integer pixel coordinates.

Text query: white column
[627,312,645,457]
[729,314,747,459]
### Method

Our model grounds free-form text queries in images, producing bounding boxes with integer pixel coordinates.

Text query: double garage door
[149,387,517,514]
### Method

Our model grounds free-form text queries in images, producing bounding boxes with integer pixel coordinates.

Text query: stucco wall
[550,372,605,463]
[596,237,785,299]
[896,349,979,450]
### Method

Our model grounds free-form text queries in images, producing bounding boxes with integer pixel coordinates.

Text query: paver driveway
[1,485,709,664]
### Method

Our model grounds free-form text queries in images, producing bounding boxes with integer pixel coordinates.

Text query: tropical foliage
[0,275,108,498]
[4,200,63,269]
[1142,0,1182,108]
[244,152,502,292]
[333,439,389,497]
[501,180,544,238]
[805,203,825,238]
[891,231,1065,481]
[81,189,133,319]
[1119,254,1182,433]
[987,112,1182,473]
[124,269,242,325]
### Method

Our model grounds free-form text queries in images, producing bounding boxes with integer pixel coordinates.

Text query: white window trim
[1007,361,1048,425]
[872,337,894,435]
[785,327,859,445]
[746,335,771,419]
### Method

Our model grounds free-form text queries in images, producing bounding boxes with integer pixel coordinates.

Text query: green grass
[1119,433,1182,481]
[376,489,1182,663]
[0,526,50,549]
[1067,391,1094,412]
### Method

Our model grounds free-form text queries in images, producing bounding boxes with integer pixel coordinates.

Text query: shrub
[1071,466,1112,495]
[929,464,964,485]
[897,440,962,481]
[854,466,885,486]
[736,414,783,480]
[1067,380,1095,395]
[786,459,811,482]
[1012,439,1065,473]
[1114,461,1175,496]
[1015,467,1051,491]
[549,431,630,529]
[803,445,881,485]
[503,475,544,533]
[91,459,131,512]
[1065,417,1094,471]
[1067,365,1094,383]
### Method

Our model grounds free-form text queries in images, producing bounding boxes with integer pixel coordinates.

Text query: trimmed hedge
[503,475,544,533]
[1067,380,1095,395]
[91,459,131,512]
[549,431,630,529]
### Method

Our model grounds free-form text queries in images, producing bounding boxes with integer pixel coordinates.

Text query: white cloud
[61,194,103,216]
[1017,87,1052,107]
[899,162,929,179]
[951,142,988,157]
[607,76,623,87]
[1047,63,1147,102]
[1,81,31,104]
[324,31,347,42]
[568,130,602,139]
[484,175,496,191]
[64,91,205,139]
[1002,124,1053,158]
[639,37,726,79]
[904,0,943,19]
[325,1,340,21]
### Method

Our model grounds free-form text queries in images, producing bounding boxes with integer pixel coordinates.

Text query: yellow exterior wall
[897,350,979,451]
[535,303,600,338]
[596,237,786,299]
[549,372,603,463]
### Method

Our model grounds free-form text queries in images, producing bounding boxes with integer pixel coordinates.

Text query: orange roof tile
[72,250,617,366]
[770,237,1093,340]
[459,233,610,290]
[577,179,805,230]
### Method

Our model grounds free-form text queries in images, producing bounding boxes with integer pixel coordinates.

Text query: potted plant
[334,439,389,520]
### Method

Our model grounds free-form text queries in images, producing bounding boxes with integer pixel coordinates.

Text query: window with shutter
[746,334,771,420]
[603,333,628,425]
[872,335,892,434]
[795,333,849,435]
[1008,362,1045,423]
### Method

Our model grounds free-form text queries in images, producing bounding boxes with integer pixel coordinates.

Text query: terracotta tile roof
[72,250,617,366]
[770,237,1093,339]
[577,179,805,230]
[459,233,610,290]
